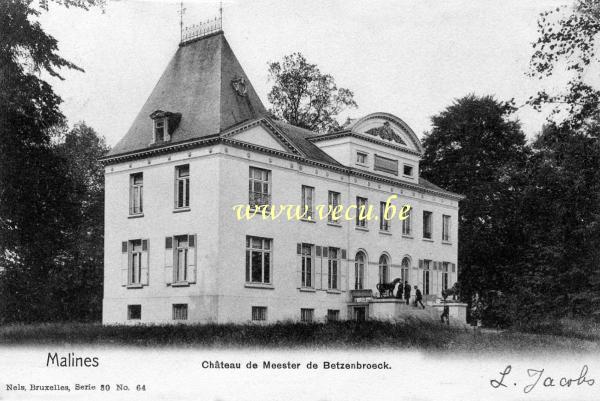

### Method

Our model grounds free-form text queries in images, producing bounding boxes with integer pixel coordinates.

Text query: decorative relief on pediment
[365,122,406,145]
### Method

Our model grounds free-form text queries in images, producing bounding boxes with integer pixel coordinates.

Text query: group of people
[394,281,425,309]
[394,281,450,324]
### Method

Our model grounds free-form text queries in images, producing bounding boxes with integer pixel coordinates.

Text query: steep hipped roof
[108,31,266,156]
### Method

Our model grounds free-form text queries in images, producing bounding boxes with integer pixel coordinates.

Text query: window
[252,306,267,321]
[403,165,413,176]
[402,208,412,236]
[327,191,341,223]
[129,239,143,285]
[327,309,339,322]
[175,165,190,209]
[245,236,272,284]
[154,118,166,142]
[356,197,368,228]
[301,308,314,323]
[172,304,188,320]
[442,215,451,242]
[423,260,431,295]
[175,235,190,282]
[328,247,339,290]
[249,167,271,208]
[354,251,366,290]
[401,257,410,283]
[129,173,143,215]
[356,152,367,164]
[374,154,399,175]
[301,243,313,288]
[127,305,141,320]
[378,254,389,284]
[442,262,449,291]
[379,201,390,231]
[423,211,432,239]
[301,185,315,220]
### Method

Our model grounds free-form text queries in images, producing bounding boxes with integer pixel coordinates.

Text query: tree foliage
[267,53,357,133]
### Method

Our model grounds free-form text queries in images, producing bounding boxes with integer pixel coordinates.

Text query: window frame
[327,309,340,322]
[249,167,271,209]
[379,201,390,231]
[327,247,339,290]
[251,306,267,321]
[356,151,368,165]
[127,304,141,320]
[442,262,449,291]
[172,304,188,320]
[174,235,189,283]
[354,251,366,290]
[301,185,315,220]
[378,254,389,284]
[154,118,167,142]
[327,191,341,224]
[403,164,414,177]
[301,243,313,288]
[442,214,451,242]
[129,173,143,215]
[300,308,314,323]
[129,239,143,285]
[175,164,190,210]
[423,211,433,239]
[245,236,272,285]
[402,207,412,236]
[423,260,431,295]
[356,197,368,228]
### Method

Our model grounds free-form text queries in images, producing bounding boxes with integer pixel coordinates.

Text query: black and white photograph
[1,0,600,400]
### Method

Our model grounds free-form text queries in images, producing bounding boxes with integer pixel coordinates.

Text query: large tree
[420,95,530,326]
[267,53,357,133]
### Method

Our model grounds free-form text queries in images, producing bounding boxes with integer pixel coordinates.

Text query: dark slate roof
[108,31,266,156]
[269,119,342,166]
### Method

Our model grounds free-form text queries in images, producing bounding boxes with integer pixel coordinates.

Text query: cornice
[308,131,423,157]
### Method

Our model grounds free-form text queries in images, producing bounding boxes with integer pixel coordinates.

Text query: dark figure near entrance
[403,281,411,305]
[414,286,425,309]
[395,281,403,299]
[440,294,450,325]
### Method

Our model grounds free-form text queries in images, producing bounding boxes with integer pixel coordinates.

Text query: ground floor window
[301,243,313,288]
[328,248,339,290]
[301,308,314,323]
[246,236,272,284]
[252,306,267,321]
[442,262,449,291]
[127,305,141,320]
[173,304,188,320]
[327,309,339,322]
[354,251,366,289]
[423,269,430,295]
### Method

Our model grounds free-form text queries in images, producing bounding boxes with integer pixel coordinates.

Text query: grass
[0,318,598,353]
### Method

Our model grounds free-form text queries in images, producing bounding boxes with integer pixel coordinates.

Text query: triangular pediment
[227,124,291,153]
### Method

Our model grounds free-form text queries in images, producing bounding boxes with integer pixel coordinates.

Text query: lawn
[1,318,599,353]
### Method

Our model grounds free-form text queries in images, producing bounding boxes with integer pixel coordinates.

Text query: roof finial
[219,0,223,23]
[178,2,186,43]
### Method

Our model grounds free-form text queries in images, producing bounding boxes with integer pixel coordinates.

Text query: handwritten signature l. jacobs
[490,365,595,394]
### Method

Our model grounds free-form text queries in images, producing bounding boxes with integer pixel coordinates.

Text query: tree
[420,95,530,326]
[529,0,600,130]
[267,53,357,133]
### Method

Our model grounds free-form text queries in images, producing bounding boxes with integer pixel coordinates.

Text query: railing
[181,16,222,45]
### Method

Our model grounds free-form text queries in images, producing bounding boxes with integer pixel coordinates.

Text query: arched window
[378,254,389,284]
[354,252,366,290]
[401,257,411,284]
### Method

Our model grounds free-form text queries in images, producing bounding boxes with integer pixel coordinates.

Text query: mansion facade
[101,29,462,324]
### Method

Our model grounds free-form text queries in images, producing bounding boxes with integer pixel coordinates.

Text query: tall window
[328,191,341,223]
[154,118,166,142]
[175,165,190,209]
[401,257,410,283]
[442,262,449,291]
[356,197,368,228]
[402,208,412,235]
[423,211,432,239]
[328,247,339,290]
[378,254,389,284]
[354,251,366,289]
[301,243,313,288]
[130,173,143,215]
[249,167,271,208]
[379,201,390,231]
[245,236,271,284]
[423,260,431,295]
[442,215,451,242]
[175,236,189,282]
[301,185,315,219]
[129,239,142,285]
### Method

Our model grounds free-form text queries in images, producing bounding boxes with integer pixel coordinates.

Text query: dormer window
[149,110,182,144]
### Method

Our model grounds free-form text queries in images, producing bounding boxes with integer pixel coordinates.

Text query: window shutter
[188,234,197,284]
[341,249,347,260]
[340,258,347,292]
[315,254,322,290]
[452,263,456,273]
[296,243,301,255]
[141,239,149,285]
[316,246,322,257]
[418,259,423,270]
[121,241,129,286]
[322,247,328,258]
[165,236,173,285]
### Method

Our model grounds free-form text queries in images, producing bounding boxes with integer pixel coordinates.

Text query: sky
[38,0,570,147]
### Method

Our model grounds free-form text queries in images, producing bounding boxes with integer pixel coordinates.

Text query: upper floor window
[175,165,190,209]
[300,243,313,288]
[402,208,412,236]
[328,191,341,224]
[403,165,414,177]
[423,211,432,239]
[129,173,143,215]
[374,154,399,175]
[301,185,315,220]
[379,201,390,232]
[356,197,368,228]
[249,167,271,209]
[154,118,167,142]
[442,215,451,242]
[246,236,271,284]
[356,152,368,165]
